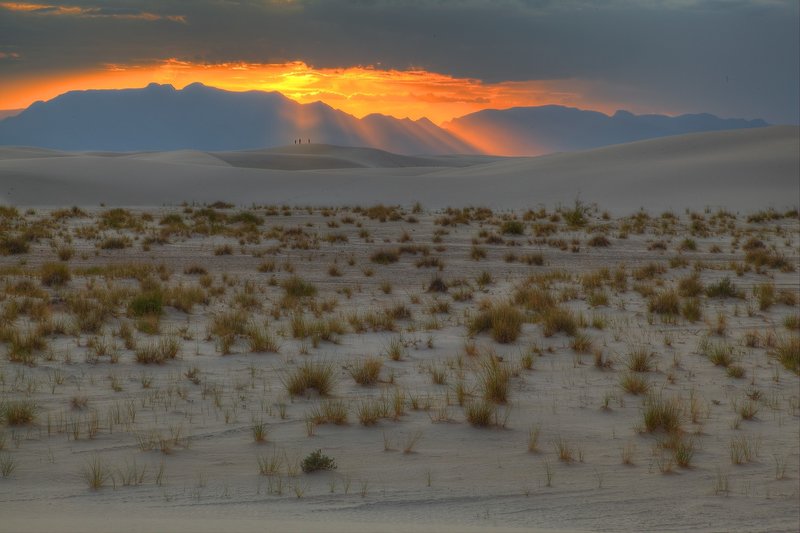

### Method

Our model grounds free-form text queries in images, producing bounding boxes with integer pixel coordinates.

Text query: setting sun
[1,60,609,125]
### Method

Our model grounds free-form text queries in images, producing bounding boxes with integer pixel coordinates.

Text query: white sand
[0,126,796,213]
[0,129,798,532]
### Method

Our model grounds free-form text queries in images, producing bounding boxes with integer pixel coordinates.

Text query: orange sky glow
[0,59,622,125]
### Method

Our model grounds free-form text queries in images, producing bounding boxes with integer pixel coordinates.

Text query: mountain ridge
[0,83,770,155]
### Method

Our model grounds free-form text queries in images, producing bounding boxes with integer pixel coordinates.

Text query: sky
[0,0,798,125]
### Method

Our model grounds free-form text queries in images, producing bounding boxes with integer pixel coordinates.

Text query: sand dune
[0,126,797,213]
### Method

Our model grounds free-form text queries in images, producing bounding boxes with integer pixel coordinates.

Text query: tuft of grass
[467,303,524,344]
[82,455,112,490]
[348,357,383,385]
[284,361,335,396]
[1,400,37,425]
[282,276,317,298]
[251,420,269,443]
[626,346,653,372]
[246,323,279,353]
[370,248,400,264]
[619,373,650,395]
[541,307,578,337]
[464,400,496,427]
[772,335,799,374]
[705,277,743,299]
[40,262,71,286]
[553,436,574,463]
[479,356,511,403]
[128,290,163,317]
[642,394,682,433]
[134,337,180,364]
[648,290,680,315]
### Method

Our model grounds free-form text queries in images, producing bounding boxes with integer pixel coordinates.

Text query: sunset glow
[0,60,615,125]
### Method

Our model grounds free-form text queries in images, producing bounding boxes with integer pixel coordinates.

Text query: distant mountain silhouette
[0,83,472,154]
[0,84,768,155]
[443,105,768,155]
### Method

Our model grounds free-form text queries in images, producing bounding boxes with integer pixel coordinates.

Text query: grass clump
[370,248,400,264]
[619,373,650,395]
[348,357,383,385]
[642,394,682,434]
[282,276,317,298]
[134,337,180,364]
[464,401,497,427]
[772,335,799,374]
[648,290,680,315]
[1,400,37,425]
[541,306,578,337]
[500,220,525,235]
[467,303,524,344]
[40,262,71,286]
[128,290,163,317]
[284,361,335,396]
[705,277,743,299]
[479,356,511,403]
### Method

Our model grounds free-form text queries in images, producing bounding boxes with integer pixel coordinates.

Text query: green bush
[129,291,164,317]
[301,449,337,473]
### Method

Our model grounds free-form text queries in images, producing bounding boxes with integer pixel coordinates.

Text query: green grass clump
[128,290,163,317]
[301,449,337,473]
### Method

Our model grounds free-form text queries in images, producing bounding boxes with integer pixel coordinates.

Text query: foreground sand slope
[0,126,797,212]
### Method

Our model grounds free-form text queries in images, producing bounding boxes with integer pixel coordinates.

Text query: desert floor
[0,202,798,532]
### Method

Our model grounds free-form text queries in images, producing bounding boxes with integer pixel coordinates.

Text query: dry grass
[348,357,383,385]
[467,303,524,343]
[284,361,336,396]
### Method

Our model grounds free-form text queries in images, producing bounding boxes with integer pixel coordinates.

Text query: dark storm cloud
[1,0,797,123]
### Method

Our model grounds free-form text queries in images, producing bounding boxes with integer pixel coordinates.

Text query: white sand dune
[0,126,797,213]
[214,144,502,170]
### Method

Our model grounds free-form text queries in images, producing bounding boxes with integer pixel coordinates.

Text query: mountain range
[0,83,769,155]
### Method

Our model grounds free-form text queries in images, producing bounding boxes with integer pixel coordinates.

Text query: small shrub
[301,449,337,473]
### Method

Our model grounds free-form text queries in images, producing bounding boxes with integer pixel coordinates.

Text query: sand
[0,129,798,532]
[0,126,797,213]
